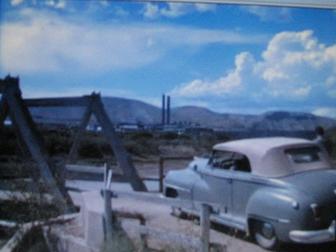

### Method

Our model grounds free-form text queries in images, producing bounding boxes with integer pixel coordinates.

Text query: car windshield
[210,151,234,169]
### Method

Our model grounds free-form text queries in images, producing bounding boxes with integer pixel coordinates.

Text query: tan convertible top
[214,137,332,177]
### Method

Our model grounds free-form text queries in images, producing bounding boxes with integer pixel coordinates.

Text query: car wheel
[253,220,279,250]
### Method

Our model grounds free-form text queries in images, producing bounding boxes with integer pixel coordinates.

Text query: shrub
[129,131,153,140]
[160,132,179,140]
[79,142,103,159]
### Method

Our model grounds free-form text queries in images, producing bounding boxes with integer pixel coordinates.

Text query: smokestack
[167,96,170,125]
[162,94,166,125]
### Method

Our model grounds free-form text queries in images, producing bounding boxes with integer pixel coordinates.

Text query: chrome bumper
[289,220,336,244]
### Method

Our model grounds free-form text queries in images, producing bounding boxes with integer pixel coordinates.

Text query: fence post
[103,163,113,241]
[159,157,164,193]
[200,204,210,252]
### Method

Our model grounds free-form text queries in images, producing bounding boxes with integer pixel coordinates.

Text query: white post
[200,204,210,252]
[103,162,113,241]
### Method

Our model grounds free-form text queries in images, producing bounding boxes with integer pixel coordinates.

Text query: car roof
[213,137,331,177]
[214,137,311,156]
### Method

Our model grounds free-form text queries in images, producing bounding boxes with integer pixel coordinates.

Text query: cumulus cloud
[313,107,336,119]
[0,8,265,74]
[172,30,336,101]
[171,52,256,96]
[143,2,215,19]
[260,30,336,97]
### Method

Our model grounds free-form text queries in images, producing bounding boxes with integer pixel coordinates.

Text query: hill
[29,96,336,132]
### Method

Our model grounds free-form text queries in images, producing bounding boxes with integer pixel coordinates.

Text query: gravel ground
[70,188,336,252]
[111,194,263,252]
[110,193,336,252]
[66,158,336,252]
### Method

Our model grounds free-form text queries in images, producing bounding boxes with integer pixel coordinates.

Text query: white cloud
[172,30,336,101]
[10,0,24,6]
[171,52,255,96]
[194,3,216,12]
[161,3,189,18]
[241,6,291,22]
[312,107,336,119]
[113,7,129,17]
[290,85,312,97]
[45,0,66,9]
[259,30,336,97]
[99,0,109,7]
[143,3,160,19]
[0,8,265,74]
[143,2,215,19]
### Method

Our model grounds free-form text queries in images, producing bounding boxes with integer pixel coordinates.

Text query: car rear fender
[246,188,308,241]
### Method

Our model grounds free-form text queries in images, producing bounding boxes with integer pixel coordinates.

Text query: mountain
[102,97,161,124]
[170,106,335,131]
[29,97,336,132]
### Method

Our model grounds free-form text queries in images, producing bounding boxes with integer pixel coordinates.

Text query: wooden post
[103,163,113,241]
[0,98,8,129]
[92,94,147,192]
[159,157,164,193]
[0,76,72,213]
[104,189,113,240]
[139,217,148,249]
[200,204,210,252]
[22,91,147,191]
[67,99,93,164]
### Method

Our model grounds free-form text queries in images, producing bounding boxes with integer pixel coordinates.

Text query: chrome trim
[164,183,192,193]
[248,214,290,224]
[278,218,290,224]
[310,203,321,221]
[289,220,336,244]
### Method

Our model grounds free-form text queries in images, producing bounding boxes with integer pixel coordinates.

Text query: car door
[230,153,260,224]
[196,150,234,215]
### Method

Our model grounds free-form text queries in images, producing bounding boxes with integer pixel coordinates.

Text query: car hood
[282,169,336,203]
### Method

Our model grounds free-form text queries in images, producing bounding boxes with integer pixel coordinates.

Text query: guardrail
[65,156,194,192]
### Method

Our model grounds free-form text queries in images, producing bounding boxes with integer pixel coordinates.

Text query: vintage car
[163,137,336,249]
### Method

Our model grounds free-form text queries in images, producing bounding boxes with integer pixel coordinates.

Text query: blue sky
[0,0,335,118]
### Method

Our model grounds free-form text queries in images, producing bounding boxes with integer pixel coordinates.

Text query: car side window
[209,151,234,170]
[232,153,251,173]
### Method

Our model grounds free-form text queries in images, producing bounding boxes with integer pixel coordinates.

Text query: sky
[0,0,335,118]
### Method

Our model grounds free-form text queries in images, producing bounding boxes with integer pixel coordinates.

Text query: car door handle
[228,179,233,184]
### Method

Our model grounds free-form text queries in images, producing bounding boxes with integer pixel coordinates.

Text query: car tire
[253,220,279,250]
